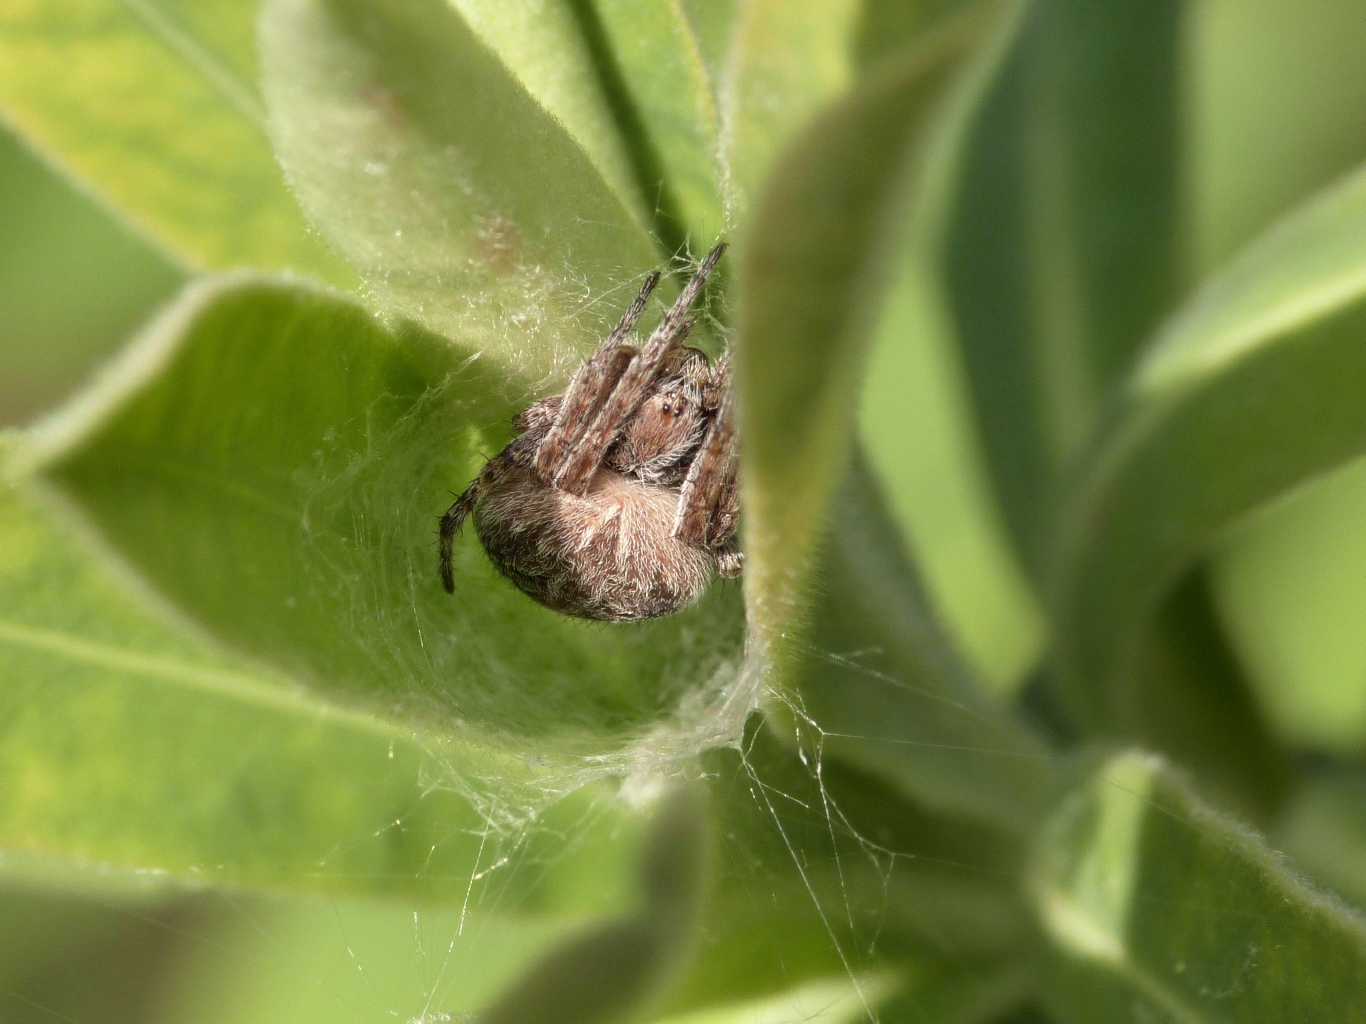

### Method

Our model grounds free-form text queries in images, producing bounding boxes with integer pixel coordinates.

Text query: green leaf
[654,957,1025,1024]
[478,787,706,1024]
[260,0,664,383]
[859,179,1042,693]
[676,0,740,85]
[1110,574,1290,823]
[719,0,863,211]
[1183,0,1366,761]
[1209,457,1366,754]
[771,465,1052,837]
[1276,771,1366,912]
[1050,165,1366,735]
[734,8,1050,834]
[938,1,1186,572]
[581,1,727,247]
[934,1,1287,816]
[1030,751,1366,1022]
[0,124,182,425]
[142,715,1024,1023]
[737,10,992,617]
[0,479,645,909]
[453,1,726,250]
[651,976,898,1024]
[855,0,981,70]
[0,0,345,279]
[154,896,573,1024]
[21,276,745,767]
[445,1,653,228]
[682,724,1033,999]
[0,879,200,1024]
[871,957,1031,1024]
[1187,0,1366,274]
[814,6,1051,698]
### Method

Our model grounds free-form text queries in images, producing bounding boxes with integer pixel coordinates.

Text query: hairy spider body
[474,455,721,621]
[439,244,741,622]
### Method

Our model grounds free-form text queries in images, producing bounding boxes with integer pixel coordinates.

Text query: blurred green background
[5,0,1366,1020]
[0,127,180,426]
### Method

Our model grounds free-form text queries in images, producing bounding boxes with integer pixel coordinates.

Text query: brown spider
[438,243,740,621]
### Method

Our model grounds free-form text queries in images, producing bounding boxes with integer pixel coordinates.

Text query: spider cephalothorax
[438,243,740,621]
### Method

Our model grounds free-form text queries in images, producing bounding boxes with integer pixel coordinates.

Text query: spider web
[6,502,1313,1024]
[7,257,1325,1024]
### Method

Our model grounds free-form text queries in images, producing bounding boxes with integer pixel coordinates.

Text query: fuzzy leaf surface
[719,0,861,213]
[0,0,343,278]
[453,1,726,250]
[737,11,990,619]
[446,0,651,228]
[23,276,745,771]
[735,8,1050,836]
[260,0,666,384]
[1277,771,1366,912]
[586,0,727,247]
[1031,751,1366,1022]
[0,480,645,911]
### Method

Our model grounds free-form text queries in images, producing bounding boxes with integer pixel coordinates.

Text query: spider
[438,243,740,621]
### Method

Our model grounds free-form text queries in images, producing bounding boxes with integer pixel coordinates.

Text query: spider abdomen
[473,462,715,621]
[437,243,739,618]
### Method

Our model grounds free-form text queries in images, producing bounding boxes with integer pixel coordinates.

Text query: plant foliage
[2,1,1366,1021]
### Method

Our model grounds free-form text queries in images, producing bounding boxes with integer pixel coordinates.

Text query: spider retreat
[438,243,740,622]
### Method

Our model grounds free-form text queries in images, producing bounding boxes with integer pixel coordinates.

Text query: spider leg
[673,385,739,552]
[532,269,660,483]
[713,451,741,546]
[438,478,481,593]
[552,242,727,495]
[701,351,730,412]
[716,542,744,578]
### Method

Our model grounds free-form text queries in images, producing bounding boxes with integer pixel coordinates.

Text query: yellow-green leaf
[0,0,345,279]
